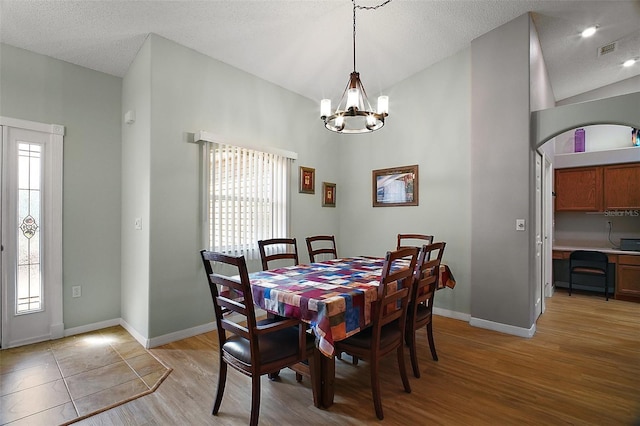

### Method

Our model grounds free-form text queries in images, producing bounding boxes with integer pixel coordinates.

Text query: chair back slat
[258,238,299,270]
[220,317,251,339]
[412,242,446,307]
[379,287,410,328]
[217,297,248,316]
[374,247,418,334]
[306,235,338,263]
[397,233,434,251]
[200,250,258,346]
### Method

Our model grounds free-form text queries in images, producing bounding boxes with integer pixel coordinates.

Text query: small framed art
[299,166,315,194]
[372,164,418,207]
[322,182,336,207]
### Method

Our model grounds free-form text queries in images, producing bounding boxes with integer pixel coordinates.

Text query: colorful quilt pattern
[250,257,396,357]
[250,256,456,357]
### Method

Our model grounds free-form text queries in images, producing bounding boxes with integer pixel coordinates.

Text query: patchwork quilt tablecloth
[250,256,456,357]
[249,257,400,357]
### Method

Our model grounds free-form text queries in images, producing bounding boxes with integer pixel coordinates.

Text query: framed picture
[299,166,315,194]
[372,164,418,207]
[322,182,336,207]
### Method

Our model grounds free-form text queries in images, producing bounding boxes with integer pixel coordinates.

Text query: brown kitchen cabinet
[603,163,640,209]
[555,162,640,212]
[554,166,603,211]
[616,255,640,302]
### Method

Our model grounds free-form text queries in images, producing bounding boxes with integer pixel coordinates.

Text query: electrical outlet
[134,218,142,230]
[72,286,82,298]
[516,219,526,231]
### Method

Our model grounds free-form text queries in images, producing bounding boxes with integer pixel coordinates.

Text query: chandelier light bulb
[346,88,360,110]
[366,114,376,126]
[377,96,389,115]
[581,26,597,38]
[321,99,332,117]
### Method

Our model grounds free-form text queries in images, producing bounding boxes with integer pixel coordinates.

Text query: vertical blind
[206,143,289,260]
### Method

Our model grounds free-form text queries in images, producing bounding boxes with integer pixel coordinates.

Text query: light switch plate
[516,219,526,231]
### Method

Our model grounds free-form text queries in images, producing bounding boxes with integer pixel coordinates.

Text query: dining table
[249,256,456,408]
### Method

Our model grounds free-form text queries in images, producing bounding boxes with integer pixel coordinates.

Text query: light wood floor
[72,290,640,425]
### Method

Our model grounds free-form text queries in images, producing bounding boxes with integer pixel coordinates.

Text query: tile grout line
[109,339,174,392]
[48,341,81,419]
[107,339,151,391]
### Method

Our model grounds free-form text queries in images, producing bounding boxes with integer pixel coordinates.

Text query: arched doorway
[531,91,640,308]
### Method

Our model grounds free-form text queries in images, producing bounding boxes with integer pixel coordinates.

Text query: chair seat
[222,320,314,365]
[338,323,402,350]
[571,267,605,275]
[413,303,432,323]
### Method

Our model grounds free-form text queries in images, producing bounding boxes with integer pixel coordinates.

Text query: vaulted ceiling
[1,0,639,103]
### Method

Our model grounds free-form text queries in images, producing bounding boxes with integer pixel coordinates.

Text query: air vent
[598,42,617,57]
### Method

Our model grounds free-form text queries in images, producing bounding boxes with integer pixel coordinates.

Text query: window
[205,143,290,260]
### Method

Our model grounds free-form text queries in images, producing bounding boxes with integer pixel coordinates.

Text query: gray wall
[470,14,535,330]
[124,35,338,339]
[121,37,152,338]
[337,48,472,316]
[0,43,122,329]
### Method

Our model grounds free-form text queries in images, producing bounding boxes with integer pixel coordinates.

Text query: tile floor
[0,326,170,425]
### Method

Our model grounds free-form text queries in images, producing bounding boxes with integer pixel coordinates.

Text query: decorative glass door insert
[17,142,42,313]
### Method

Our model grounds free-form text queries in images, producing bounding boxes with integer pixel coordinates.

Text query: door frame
[535,148,554,319]
[1,116,64,348]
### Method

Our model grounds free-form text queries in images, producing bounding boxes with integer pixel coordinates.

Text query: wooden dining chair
[258,238,299,270]
[199,250,321,425]
[305,235,338,263]
[334,247,418,420]
[406,242,446,378]
[396,233,434,250]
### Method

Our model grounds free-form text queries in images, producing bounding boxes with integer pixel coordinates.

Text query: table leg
[320,353,335,408]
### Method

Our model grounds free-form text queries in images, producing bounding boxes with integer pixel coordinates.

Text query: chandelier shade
[320,0,391,134]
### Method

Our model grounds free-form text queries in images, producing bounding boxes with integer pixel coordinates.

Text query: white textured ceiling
[1,0,639,103]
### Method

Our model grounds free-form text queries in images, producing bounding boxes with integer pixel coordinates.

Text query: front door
[1,118,64,348]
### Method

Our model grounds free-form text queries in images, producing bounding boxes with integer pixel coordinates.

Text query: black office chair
[569,250,610,301]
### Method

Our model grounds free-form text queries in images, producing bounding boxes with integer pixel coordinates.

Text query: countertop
[553,240,640,256]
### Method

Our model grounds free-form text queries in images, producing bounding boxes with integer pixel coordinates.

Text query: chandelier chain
[354,0,393,11]
[352,0,393,71]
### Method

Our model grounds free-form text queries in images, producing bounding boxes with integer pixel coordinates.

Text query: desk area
[552,240,640,302]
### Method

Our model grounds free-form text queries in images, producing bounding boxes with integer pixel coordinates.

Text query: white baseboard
[146,322,217,349]
[433,307,471,322]
[469,316,536,338]
[50,322,65,340]
[118,319,149,348]
[62,318,217,349]
[7,333,54,348]
[61,308,535,351]
[63,318,120,337]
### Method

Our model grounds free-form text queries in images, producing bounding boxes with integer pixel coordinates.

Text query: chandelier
[320,0,391,134]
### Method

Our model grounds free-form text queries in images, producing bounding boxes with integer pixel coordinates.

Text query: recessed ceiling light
[623,59,636,67]
[581,26,597,38]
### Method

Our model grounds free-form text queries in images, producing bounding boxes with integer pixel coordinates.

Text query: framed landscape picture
[299,166,315,194]
[372,164,418,207]
[322,182,336,207]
